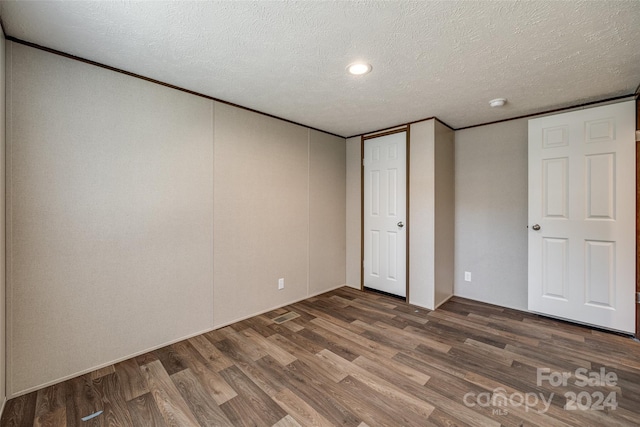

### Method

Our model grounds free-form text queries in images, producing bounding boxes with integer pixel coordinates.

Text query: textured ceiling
[1,1,639,137]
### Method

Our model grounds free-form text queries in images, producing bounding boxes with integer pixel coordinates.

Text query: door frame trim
[633,95,640,339]
[360,127,410,301]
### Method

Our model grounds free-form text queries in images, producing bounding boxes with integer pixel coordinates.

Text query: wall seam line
[307,129,311,297]
[211,101,215,329]
[5,39,12,398]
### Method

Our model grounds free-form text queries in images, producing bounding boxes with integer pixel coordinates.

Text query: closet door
[363,131,407,298]
[528,101,635,333]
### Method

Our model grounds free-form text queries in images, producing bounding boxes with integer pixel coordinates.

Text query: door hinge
[636,292,640,304]
[636,130,640,142]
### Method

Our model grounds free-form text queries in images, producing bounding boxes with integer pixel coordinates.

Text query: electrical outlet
[464,272,472,282]
[278,278,284,290]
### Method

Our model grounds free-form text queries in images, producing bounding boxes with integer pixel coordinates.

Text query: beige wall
[6,42,346,396]
[346,118,527,311]
[408,120,436,308]
[454,119,529,310]
[6,42,215,396]
[433,121,455,307]
[345,121,454,309]
[345,136,361,289]
[345,118,528,311]
[408,120,454,309]
[212,104,346,327]
[452,100,631,311]
[213,103,309,327]
[0,30,7,410]
[309,130,346,296]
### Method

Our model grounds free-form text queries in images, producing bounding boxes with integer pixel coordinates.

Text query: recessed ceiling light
[489,98,507,107]
[347,62,372,76]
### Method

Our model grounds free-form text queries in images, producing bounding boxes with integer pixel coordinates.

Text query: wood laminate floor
[2,287,640,426]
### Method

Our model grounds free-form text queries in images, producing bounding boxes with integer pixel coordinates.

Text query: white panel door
[528,101,635,333]
[364,131,407,297]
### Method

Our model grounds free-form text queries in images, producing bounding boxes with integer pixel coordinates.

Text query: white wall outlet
[464,272,472,282]
[278,278,284,290]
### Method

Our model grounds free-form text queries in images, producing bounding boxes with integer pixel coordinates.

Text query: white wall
[454,118,529,310]
[6,41,346,396]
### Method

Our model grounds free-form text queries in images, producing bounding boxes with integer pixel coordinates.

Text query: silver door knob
[397,221,404,228]
[532,224,541,231]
